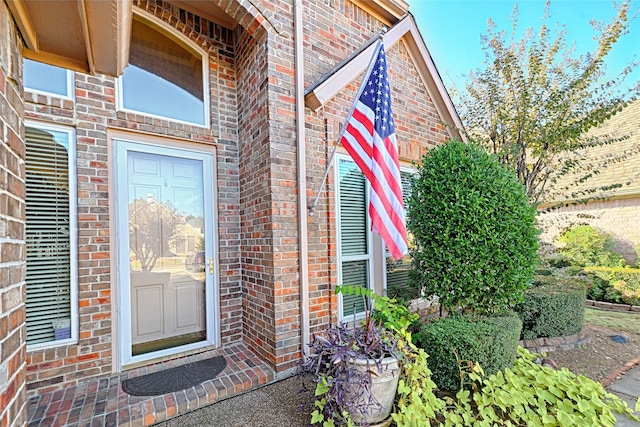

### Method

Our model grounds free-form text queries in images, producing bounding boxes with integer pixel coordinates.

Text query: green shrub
[431,347,639,426]
[516,275,586,340]
[557,225,626,267]
[392,345,640,426]
[414,313,522,392]
[585,266,640,306]
[406,141,538,315]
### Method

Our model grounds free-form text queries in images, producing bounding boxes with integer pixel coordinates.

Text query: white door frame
[113,134,219,369]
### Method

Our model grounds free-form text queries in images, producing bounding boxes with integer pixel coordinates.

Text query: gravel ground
[154,323,640,426]
[547,324,640,382]
[154,375,314,427]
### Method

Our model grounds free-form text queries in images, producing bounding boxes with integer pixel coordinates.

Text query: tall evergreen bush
[407,140,538,314]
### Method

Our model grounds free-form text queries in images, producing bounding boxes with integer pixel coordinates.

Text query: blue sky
[406,0,640,97]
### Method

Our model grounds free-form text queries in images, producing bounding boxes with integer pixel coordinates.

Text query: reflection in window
[120,16,207,125]
[23,59,72,98]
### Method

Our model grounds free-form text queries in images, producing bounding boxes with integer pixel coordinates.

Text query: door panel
[131,272,166,342]
[173,278,204,329]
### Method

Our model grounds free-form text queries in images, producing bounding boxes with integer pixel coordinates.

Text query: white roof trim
[305,14,463,140]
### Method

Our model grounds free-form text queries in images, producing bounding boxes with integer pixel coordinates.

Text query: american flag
[339,41,408,260]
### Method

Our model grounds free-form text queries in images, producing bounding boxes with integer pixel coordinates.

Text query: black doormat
[122,356,227,396]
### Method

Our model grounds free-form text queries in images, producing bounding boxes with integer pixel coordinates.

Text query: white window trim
[25,121,79,351]
[23,59,75,100]
[116,9,211,128]
[335,154,376,322]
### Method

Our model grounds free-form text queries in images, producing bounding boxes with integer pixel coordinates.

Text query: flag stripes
[338,41,408,260]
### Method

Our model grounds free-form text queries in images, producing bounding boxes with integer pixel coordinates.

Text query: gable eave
[304,13,464,141]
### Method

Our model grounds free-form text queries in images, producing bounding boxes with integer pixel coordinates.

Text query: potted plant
[299,286,401,426]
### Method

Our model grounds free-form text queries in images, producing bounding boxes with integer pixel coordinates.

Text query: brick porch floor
[26,343,275,427]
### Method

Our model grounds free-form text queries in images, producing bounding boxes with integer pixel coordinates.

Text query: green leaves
[557,225,626,268]
[516,275,587,340]
[407,140,538,315]
[391,344,640,425]
[459,0,639,205]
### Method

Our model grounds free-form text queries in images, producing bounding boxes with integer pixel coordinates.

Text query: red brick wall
[17,0,457,395]
[234,2,306,372]
[23,0,254,395]
[302,1,451,334]
[236,27,277,367]
[0,2,27,426]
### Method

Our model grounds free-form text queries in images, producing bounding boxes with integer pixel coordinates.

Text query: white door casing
[114,136,218,368]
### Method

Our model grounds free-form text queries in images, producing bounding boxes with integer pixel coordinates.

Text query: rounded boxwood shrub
[585,266,640,305]
[516,275,587,340]
[407,140,538,315]
[557,225,626,268]
[414,313,522,392]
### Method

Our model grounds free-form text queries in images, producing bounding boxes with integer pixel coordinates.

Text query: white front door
[114,137,218,367]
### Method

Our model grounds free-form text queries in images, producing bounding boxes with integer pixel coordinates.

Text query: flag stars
[337,42,406,259]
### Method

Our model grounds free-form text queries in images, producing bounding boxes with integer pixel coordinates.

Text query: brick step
[26,343,274,427]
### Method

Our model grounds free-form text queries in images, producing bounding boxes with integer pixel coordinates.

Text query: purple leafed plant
[298,304,399,425]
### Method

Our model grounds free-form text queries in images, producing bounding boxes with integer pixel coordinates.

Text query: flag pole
[308,30,386,216]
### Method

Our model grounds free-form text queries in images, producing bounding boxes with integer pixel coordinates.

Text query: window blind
[25,127,72,344]
[338,158,367,255]
[386,171,420,300]
[338,158,370,318]
[341,260,369,318]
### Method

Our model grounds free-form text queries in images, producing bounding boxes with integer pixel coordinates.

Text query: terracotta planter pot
[349,356,400,425]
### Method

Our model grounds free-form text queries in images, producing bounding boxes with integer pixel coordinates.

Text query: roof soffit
[350,0,409,26]
[8,0,132,77]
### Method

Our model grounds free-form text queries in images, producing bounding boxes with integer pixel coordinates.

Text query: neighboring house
[539,100,640,264]
[0,0,463,425]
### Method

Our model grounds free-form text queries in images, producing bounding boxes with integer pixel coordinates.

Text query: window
[337,157,372,319]
[25,124,77,347]
[118,13,209,126]
[336,156,416,319]
[23,59,73,98]
[385,171,420,300]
